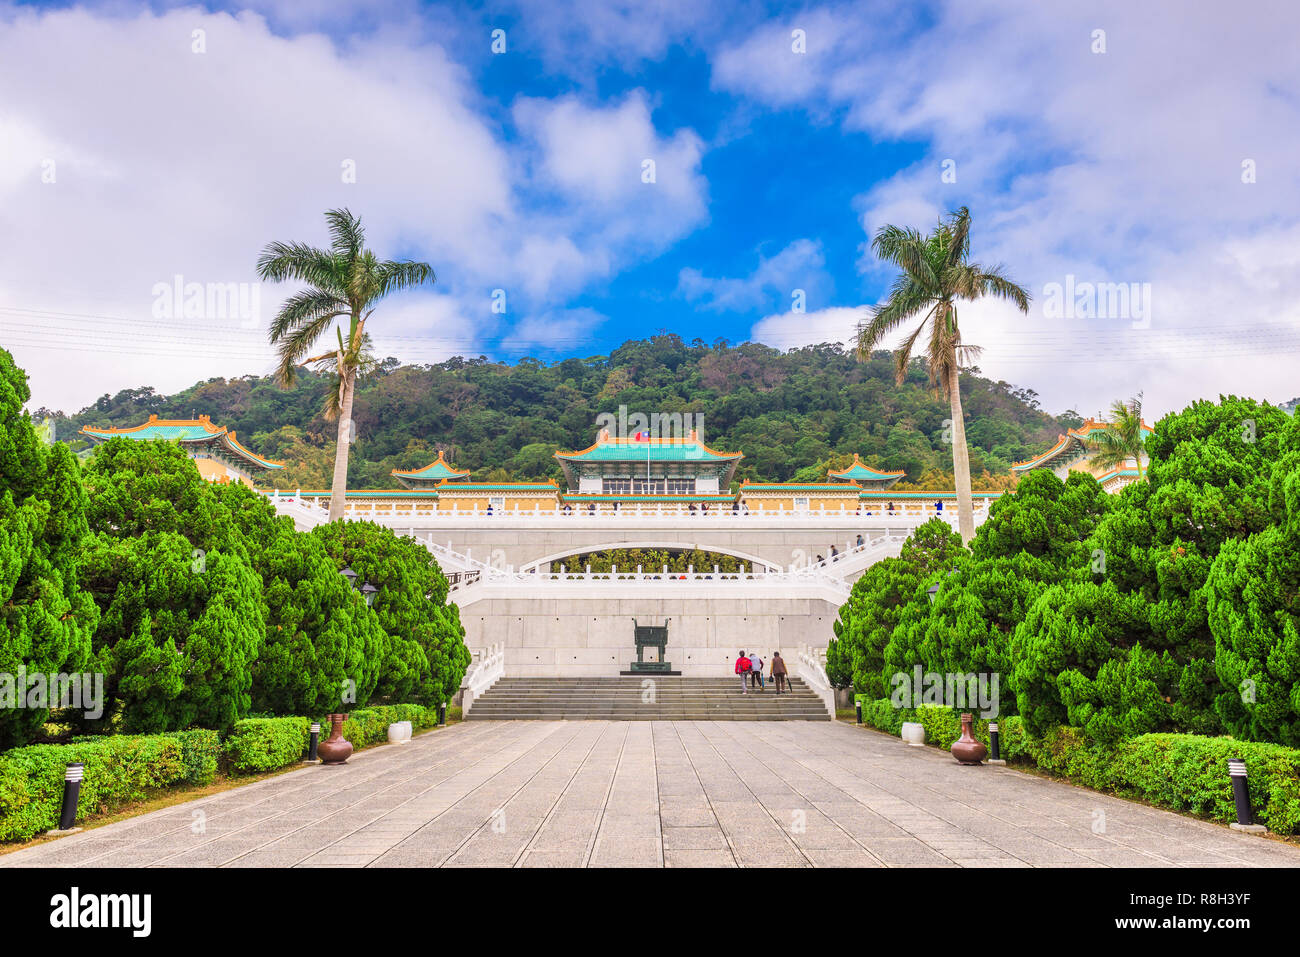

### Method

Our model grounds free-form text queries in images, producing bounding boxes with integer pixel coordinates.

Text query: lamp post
[926,583,940,605]
[340,566,358,588]
[361,582,377,607]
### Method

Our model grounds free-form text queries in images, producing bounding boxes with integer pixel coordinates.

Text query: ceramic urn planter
[318,713,353,765]
[950,713,987,765]
[900,721,926,747]
[387,720,413,745]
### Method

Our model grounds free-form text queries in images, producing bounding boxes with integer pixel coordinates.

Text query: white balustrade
[460,642,505,717]
[796,643,836,719]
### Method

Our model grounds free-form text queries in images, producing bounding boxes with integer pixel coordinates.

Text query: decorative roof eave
[290,489,441,499]
[1012,417,1155,472]
[827,454,906,481]
[391,450,470,484]
[224,431,283,470]
[80,414,282,471]
[554,429,743,463]
[434,482,559,492]
[1094,467,1144,484]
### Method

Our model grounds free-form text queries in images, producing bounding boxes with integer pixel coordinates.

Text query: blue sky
[2,0,1299,417]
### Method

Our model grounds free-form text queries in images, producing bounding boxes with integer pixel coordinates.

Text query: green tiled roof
[80,416,282,471]
[555,438,741,462]
[391,451,469,484]
[828,455,905,482]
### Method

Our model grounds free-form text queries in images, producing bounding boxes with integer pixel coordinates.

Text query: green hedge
[167,730,221,786]
[337,704,440,749]
[854,697,1300,833]
[222,717,311,774]
[855,696,998,750]
[0,736,186,842]
[0,705,444,842]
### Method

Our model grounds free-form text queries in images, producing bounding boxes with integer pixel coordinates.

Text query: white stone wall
[461,594,839,678]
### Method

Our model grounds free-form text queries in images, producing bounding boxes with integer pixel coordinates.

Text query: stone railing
[463,566,853,598]
[796,532,911,576]
[796,643,836,719]
[267,490,993,525]
[460,642,505,718]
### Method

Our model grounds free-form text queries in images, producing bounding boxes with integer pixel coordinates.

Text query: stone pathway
[4,720,1297,868]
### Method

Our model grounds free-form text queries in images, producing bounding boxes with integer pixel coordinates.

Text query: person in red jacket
[735,650,751,694]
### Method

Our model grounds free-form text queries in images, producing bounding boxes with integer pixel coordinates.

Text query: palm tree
[258,208,434,521]
[1088,394,1148,480]
[856,207,1030,545]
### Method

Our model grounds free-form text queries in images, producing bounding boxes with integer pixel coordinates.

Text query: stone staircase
[466,676,831,721]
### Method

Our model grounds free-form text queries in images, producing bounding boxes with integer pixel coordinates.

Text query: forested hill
[49,336,1082,490]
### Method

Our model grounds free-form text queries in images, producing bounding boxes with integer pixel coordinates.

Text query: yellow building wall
[435,491,560,512]
[192,457,252,487]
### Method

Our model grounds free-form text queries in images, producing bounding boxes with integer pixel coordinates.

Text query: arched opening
[520,541,779,574]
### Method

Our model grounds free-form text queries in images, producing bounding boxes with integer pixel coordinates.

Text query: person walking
[749,653,765,691]
[735,650,751,694]
[771,651,788,694]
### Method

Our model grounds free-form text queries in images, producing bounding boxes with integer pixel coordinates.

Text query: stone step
[467,676,830,721]
[467,713,831,721]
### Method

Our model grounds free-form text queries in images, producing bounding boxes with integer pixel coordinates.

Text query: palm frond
[893,314,933,386]
[856,277,932,356]
[870,225,937,289]
[324,208,365,260]
[375,260,435,299]
[255,242,343,291]
[274,311,340,386]
[266,289,347,346]
[972,264,1031,312]
[943,206,972,268]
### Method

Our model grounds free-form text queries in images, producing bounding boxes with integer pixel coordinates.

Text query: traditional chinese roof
[827,454,906,487]
[292,489,441,499]
[80,414,282,472]
[391,451,470,488]
[1093,467,1143,490]
[554,429,742,489]
[1012,418,1154,473]
[434,482,560,492]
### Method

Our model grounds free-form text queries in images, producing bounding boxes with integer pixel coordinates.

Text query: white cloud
[715,0,1300,416]
[678,239,827,313]
[513,91,709,251]
[750,305,864,351]
[0,6,710,410]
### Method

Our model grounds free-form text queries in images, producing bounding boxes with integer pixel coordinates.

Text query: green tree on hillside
[856,208,1031,543]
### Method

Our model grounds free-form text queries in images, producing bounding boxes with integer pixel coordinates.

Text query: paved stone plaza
[4,720,1297,868]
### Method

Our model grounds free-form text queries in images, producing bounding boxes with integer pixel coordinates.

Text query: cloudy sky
[2,0,1298,419]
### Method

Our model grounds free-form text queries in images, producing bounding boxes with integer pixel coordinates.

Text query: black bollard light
[988,722,1006,765]
[307,722,321,762]
[1228,759,1267,832]
[855,700,863,724]
[438,701,447,726]
[58,763,84,831]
